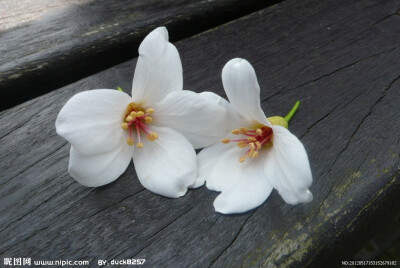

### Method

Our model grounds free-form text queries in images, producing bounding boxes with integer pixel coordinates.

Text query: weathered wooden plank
[0,0,83,31]
[354,216,400,261]
[1,0,400,267]
[0,0,278,111]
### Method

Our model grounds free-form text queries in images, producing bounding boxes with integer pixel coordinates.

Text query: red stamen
[259,134,273,145]
[137,120,152,135]
[241,133,257,137]
[135,123,141,144]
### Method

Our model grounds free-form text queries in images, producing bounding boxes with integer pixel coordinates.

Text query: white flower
[56,27,226,198]
[193,58,313,214]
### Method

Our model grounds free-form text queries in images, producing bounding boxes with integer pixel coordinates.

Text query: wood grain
[0,0,278,111]
[0,0,84,31]
[1,0,400,267]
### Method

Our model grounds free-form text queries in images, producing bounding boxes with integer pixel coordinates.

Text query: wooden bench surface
[1,0,400,267]
[0,0,275,111]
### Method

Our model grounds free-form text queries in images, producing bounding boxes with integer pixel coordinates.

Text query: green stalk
[284,101,300,123]
[117,87,123,92]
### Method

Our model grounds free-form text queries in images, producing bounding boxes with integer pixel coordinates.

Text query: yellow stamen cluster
[121,102,158,147]
[239,148,259,162]
[221,126,273,163]
[146,132,158,141]
[237,141,247,148]
[231,129,240,135]
[243,143,259,161]
[127,137,134,146]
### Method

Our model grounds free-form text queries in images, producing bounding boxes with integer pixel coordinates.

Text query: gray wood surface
[0,0,86,31]
[0,0,276,110]
[1,0,400,267]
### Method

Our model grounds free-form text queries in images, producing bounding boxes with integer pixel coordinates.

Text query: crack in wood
[261,45,400,104]
[299,89,366,140]
[329,73,400,171]
[210,210,255,267]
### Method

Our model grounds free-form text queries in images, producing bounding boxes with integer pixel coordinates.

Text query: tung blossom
[56,27,225,198]
[193,58,313,214]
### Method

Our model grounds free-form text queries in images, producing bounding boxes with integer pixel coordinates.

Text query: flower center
[221,125,273,163]
[121,102,158,148]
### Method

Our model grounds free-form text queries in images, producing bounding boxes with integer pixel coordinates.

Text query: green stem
[284,101,300,123]
[117,87,123,92]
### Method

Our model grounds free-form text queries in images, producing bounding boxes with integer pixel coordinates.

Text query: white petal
[205,145,242,192]
[56,89,132,155]
[190,93,254,188]
[207,146,272,214]
[133,126,197,198]
[222,58,269,125]
[131,27,183,105]
[213,178,273,214]
[152,91,227,149]
[68,144,133,187]
[264,125,313,205]
[278,188,313,204]
[199,91,250,130]
[190,176,206,189]
[191,142,227,189]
